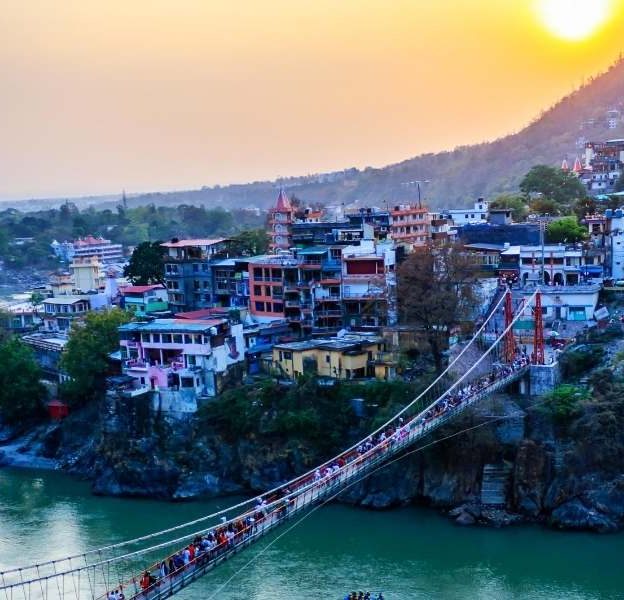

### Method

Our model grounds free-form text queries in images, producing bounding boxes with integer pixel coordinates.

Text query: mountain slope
[10,56,624,213]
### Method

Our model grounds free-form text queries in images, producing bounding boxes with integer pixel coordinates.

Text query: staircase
[480,462,512,507]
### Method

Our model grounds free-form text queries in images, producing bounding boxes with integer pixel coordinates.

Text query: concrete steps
[480,462,512,507]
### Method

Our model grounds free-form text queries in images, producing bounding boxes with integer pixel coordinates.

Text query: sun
[536,0,612,41]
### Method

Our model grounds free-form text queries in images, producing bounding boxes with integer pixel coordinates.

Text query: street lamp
[401,180,430,209]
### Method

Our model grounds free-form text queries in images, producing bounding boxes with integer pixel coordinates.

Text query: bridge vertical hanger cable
[0,292,532,598]
[0,292,511,587]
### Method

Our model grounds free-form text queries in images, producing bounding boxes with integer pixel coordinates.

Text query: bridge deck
[126,366,528,600]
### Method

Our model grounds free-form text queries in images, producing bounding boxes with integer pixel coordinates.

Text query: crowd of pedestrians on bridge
[113,353,529,600]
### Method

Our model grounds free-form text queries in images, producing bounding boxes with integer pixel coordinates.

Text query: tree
[529,197,561,216]
[30,292,45,313]
[0,338,46,425]
[124,241,166,285]
[520,165,587,207]
[546,216,588,244]
[229,229,270,256]
[61,309,132,405]
[489,194,528,222]
[397,243,479,373]
[572,196,597,221]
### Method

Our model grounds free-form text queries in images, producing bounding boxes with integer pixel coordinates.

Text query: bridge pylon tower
[503,289,515,363]
[533,289,545,364]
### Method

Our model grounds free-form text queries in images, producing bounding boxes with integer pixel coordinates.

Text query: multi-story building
[580,139,624,195]
[389,204,430,248]
[162,238,230,312]
[442,198,489,226]
[499,244,604,286]
[248,238,396,336]
[42,296,92,333]
[272,333,396,381]
[71,235,124,264]
[606,208,624,280]
[70,255,105,293]
[119,285,169,315]
[210,258,250,308]
[118,317,245,409]
[268,189,295,251]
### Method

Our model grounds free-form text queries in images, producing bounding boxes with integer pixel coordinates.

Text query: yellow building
[70,255,105,293]
[272,334,397,381]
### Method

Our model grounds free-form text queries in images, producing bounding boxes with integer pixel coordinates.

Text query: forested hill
[10,57,624,213]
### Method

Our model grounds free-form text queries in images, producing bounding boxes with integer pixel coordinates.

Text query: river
[1,468,622,600]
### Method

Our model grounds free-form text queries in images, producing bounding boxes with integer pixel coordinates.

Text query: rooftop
[274,334,382,352]
[119,318,226,333]
[120,285,165,294]
[43,296,89,305]
[161,238,227,248]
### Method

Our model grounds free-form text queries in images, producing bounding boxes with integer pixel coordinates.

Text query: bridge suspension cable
[0,290,537,600]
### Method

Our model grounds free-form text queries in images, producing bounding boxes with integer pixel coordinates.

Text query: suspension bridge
[0,289,553,600]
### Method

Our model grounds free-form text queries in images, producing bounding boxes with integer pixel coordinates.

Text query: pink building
[119,318,245,407]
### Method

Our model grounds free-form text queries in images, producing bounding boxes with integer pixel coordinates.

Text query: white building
[501,244,603,287]
[606,208,624,280]
[442,198,489,227]
[520,285,600,322]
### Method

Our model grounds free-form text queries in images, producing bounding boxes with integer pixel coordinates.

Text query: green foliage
[538,384,588,423]
[520,165,587,206]
[572,196,597,221]
[0,338,47,425]
[546,216,588,244]
[61,309,132,405]
[489,194,528,222]
[124,241,167,285]
[201,375,410,453]
[0,203,266,271]
[559,345,604,379]
[615,175,624,193]
[529,197,561,216]
[229,229,270,256]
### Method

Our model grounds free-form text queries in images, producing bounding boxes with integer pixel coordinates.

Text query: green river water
[1,468,623,600]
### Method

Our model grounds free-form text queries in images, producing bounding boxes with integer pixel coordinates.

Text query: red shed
[47,400,69,421]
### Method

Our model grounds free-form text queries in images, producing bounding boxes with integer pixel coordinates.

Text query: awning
[580,266,603,275]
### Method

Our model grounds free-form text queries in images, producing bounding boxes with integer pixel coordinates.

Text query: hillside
[8,56,624,213]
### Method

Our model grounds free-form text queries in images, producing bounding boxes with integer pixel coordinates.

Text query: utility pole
[538,214,549,285]
[401,180,430,208]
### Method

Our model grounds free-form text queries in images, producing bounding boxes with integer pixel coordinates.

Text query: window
[254,286,261,296]
[162,334,172,343]
[184,334,193,344]
[283,351,292,360]
[141,333,150,343]
[255,301,265,312]
[279,351,283,361]
[202,264,209,272]
[253,267,262,278]
[203,281,210,289]
[325,354,330,363]
[273,303,283,312]
[193,263,199,272]
[265,286,271,296]
[193,334,202,344]
[152,333,160,343]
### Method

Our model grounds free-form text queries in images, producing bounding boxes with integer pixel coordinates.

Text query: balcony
[319,278,341,285]
[315,309,342,316]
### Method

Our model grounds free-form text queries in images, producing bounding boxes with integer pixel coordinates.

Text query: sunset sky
[2,0,624,200]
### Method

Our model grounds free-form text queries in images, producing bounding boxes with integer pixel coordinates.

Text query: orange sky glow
[1,0,624,200]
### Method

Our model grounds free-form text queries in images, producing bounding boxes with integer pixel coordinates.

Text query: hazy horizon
[2,0,624,201]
